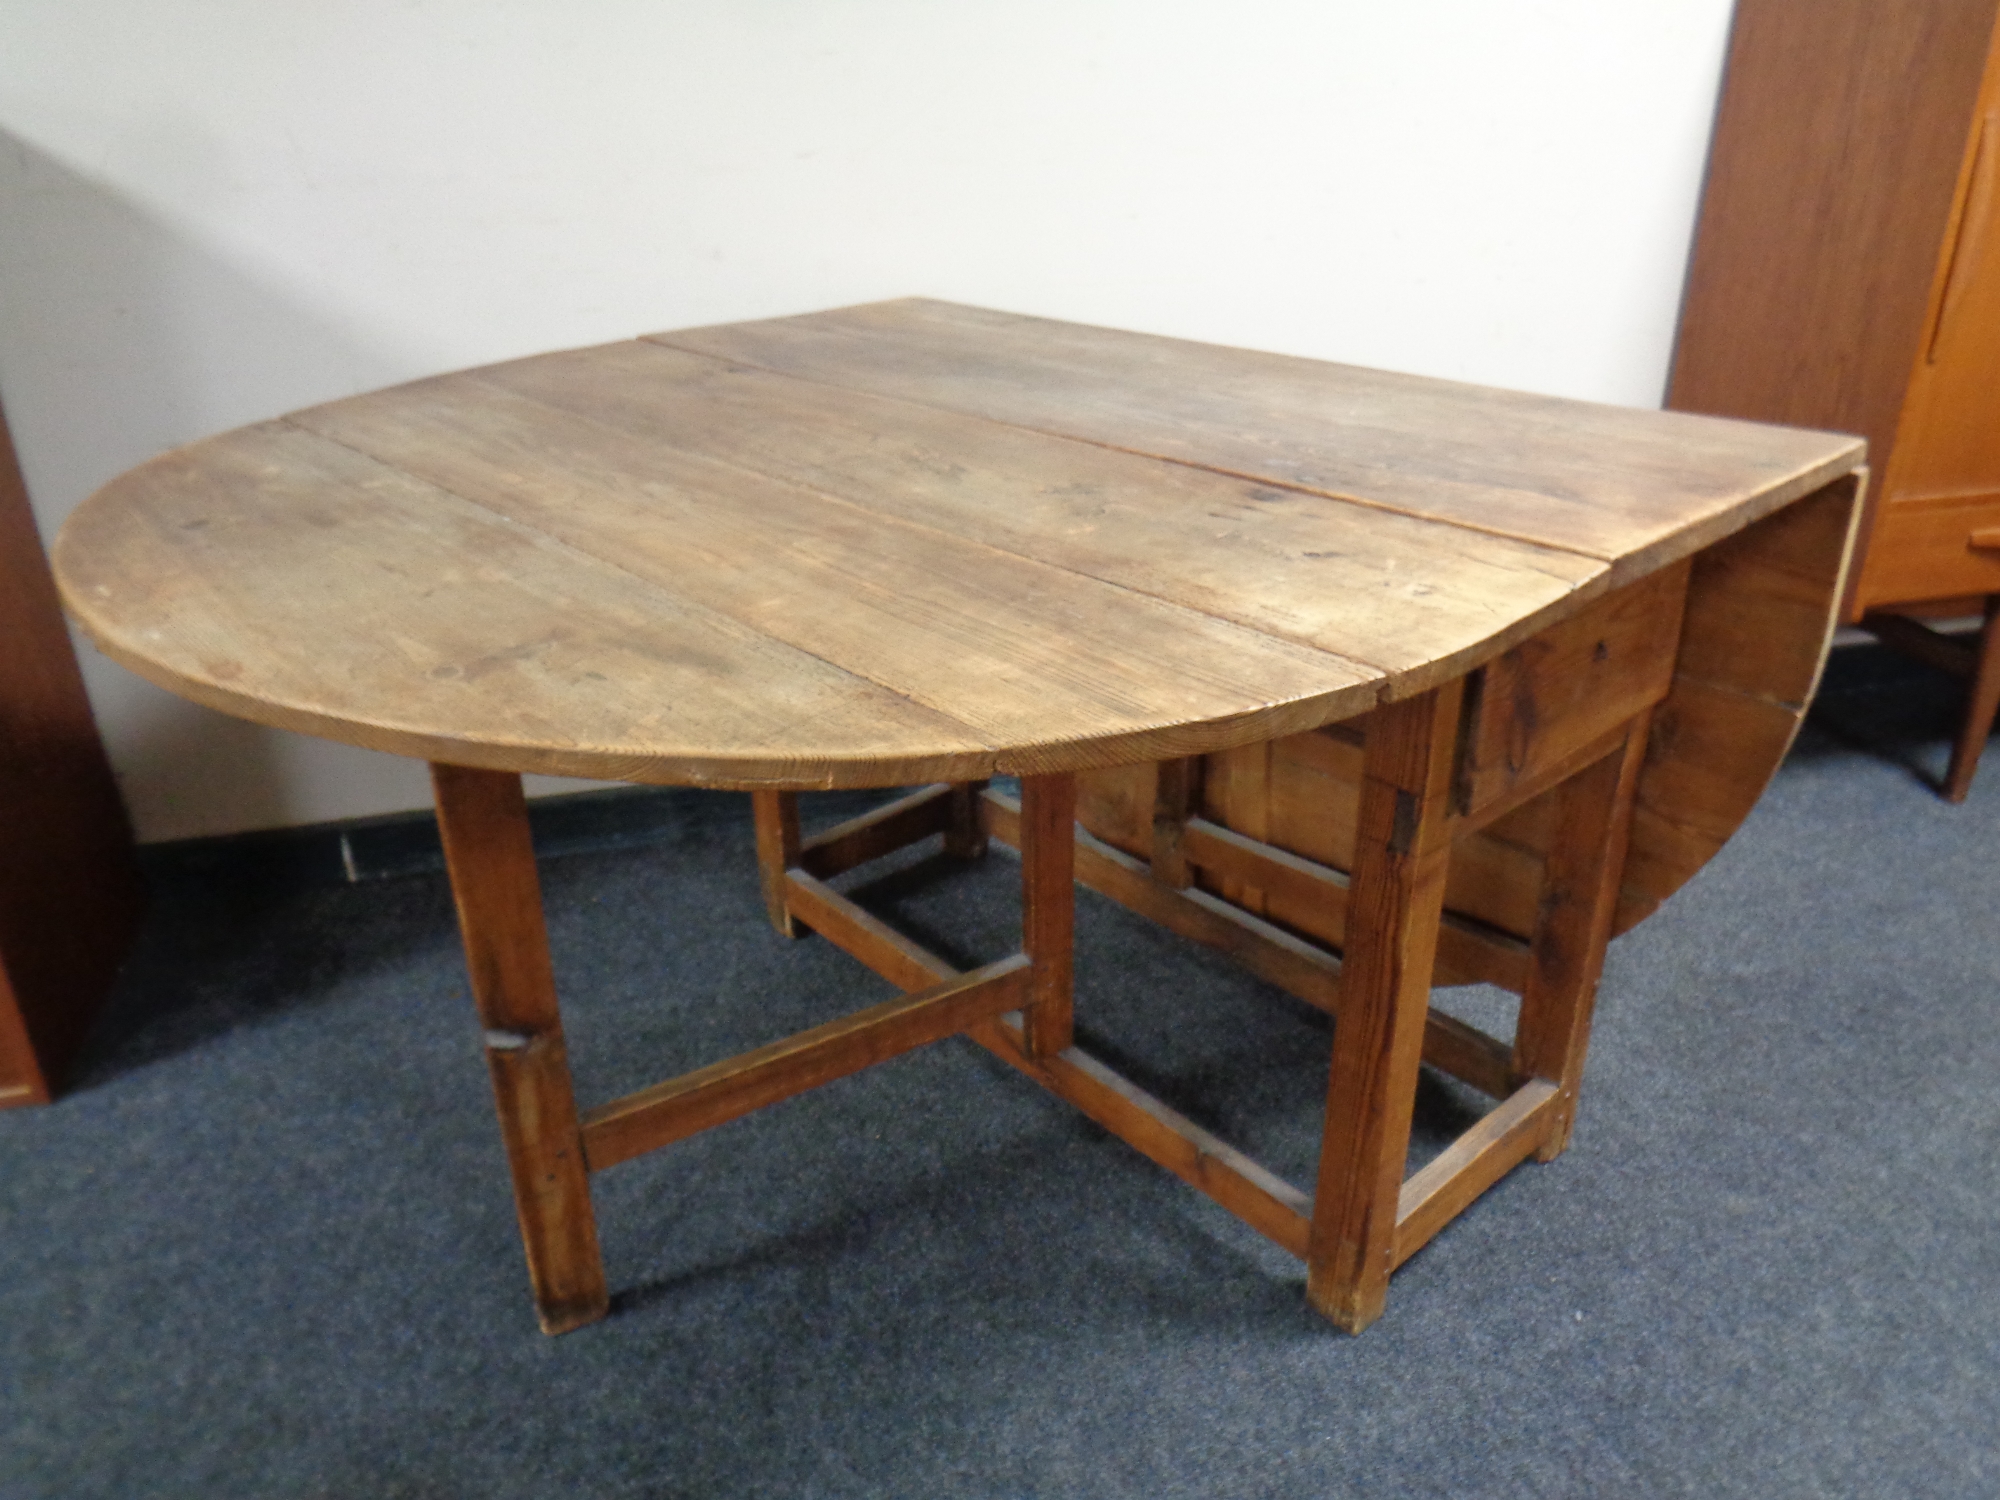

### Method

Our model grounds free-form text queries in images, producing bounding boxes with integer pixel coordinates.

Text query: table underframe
[431,678,1649,1336]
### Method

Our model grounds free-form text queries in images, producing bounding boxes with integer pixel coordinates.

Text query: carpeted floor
[3,642,1996,1498]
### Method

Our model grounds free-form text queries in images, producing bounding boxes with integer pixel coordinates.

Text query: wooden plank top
[660,299,1863,578]
[54,300,1864,790]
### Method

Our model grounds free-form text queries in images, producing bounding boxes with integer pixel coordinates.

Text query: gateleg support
[1019,772,1077,1058]
[945,779,991,860]
[751,790,804,938]
[431,762,608,1336]
[1512,713,1651,1161]
[1151,757,1201,889]
[1305,682,1462,1334]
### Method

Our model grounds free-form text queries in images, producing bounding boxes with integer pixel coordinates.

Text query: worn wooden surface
[59,300,1858,796]
[666,300,1854,581]
[1069,475,1860,965]
[1618,477,1860,928]
[51,301,1870,1336]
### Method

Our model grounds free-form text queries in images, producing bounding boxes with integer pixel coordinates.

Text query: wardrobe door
[1667,0,1998,476]
[1860,49,2000,610]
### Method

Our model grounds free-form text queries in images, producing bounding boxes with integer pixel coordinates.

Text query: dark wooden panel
[0,398,141,1106]
[1668,0,1999,480]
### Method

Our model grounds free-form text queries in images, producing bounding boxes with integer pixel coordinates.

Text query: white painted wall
[0,0,1737,842]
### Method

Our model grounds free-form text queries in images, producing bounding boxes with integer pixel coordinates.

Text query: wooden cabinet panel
[1671,0,2000,795]
[1886,106,2000,506]
[0,397,141,1106]
[1668,0,1998,480]
[1671,0,2000,616]
[1859,493,2000,605]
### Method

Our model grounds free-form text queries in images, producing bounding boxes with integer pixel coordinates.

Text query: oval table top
[55,299,1862,790]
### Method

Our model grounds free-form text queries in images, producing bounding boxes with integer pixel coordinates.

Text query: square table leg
[1018,773,1077,1057]
[1512,715,1651,1160]
[1150,756,1201,890]
[1305,684,1461,1333]
[944,780,991,860]
[751,790,804,937]
[432,762,609,1335]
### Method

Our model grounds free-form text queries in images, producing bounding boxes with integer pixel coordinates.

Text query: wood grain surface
[662,299,1860,578]
[0,397,140,1106]
[1668,0,2000,630]
[1668,0,1998,487]
[56,301,1862,792]
[47,302,1872,1339]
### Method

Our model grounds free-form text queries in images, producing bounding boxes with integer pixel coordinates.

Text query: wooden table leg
[1945,595,2000,804]
[1019,773,1077,1058]
[1511,715,1650,1161]
[432,763,609,1335]
[944,780,991,859]
[751,790,804,937]
[1151,757,1200,889]
[1305,684,1461,1333]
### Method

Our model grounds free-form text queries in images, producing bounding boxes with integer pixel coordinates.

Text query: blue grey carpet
[3,642,1995,1498]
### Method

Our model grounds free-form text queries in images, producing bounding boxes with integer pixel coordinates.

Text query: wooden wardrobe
[1,397,141,1106]
[1669,0,2000,799]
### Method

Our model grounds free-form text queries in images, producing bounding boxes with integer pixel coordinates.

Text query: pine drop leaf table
[55,299,1866,1334]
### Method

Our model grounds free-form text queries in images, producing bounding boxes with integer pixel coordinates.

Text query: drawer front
[1857,491,2000,608]
[1455,562,1689,817]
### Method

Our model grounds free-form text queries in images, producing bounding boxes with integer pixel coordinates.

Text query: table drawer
[1858,491,2000,608]
[1454,562,1688,817]
[1071,562,1693,951]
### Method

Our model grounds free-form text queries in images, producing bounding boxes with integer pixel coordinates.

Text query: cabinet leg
[1944,596,2000,804]
[432,763,608,1336]
[1305,684,1461,1333]
[1511,715,1650,1161]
